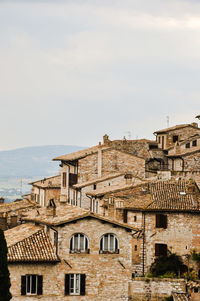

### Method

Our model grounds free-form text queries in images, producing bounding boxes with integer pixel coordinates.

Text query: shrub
[150,253,184,277]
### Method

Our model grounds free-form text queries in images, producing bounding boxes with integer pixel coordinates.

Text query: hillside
[0,145,85,178]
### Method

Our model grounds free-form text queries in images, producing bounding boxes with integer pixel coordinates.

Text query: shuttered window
[156,214,167,229]
[62,172,67,188]
[155,243,167,257]
[69,173,77,186]
[65,274,86,296]
[21,275,43,295]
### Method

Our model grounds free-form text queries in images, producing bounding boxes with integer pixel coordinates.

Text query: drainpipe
[142,211,146,277]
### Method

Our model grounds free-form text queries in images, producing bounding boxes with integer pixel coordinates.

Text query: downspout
[142,211,146,277]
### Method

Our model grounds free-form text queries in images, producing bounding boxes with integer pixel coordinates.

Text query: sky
[1,0,200,150]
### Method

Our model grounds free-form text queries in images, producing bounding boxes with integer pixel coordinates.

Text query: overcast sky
[1,0,200,150]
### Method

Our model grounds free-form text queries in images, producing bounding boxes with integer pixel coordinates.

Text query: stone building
[53,144,145,207]
[30,175,61,207]
[5,202,135,301]
[0,198,36,230]
[93,179,200,278]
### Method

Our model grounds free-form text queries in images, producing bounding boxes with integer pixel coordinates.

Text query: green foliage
[184,268,198,281]
[150,253,184,277]
[0,229,12,301]
[191,250,200,263]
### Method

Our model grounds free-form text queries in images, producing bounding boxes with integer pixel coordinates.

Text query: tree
[0,229,12,300]
[150,253,184,277]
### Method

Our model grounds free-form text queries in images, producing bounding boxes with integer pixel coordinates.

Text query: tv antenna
[166,116,169,128]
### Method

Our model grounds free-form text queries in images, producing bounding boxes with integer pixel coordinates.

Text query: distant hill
[0,145,85,178]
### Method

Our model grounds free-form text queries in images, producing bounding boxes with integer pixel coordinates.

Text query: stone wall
[129,278,186,301]
[9,218,133,301]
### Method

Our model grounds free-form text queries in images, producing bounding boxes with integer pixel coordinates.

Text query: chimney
[103,134,110,145]
[98,148,102,178]
[191,122,198,128]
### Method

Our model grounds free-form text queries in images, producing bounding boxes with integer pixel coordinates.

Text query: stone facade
[8,216,134,301]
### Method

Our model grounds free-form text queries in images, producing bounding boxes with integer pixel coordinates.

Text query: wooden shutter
[163,215,167,229]
[123,210,127,223]
[156,214,160,228]
[37,275,43,295]
[161,244,167,256]
[21,276,26,295]
[155,244,159,256]
[80,274,86,296]
[65,274,70,296]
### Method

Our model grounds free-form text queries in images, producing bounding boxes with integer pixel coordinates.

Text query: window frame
[155,214,167,229]
[70,233,89,254]
[99,233,119,254]
[65,274,85,296]
[21,274,43,296]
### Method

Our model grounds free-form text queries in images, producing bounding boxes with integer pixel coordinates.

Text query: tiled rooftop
[0,198,35,214]
[30,175,61,188]
[73,172,123,189]
[22,202,135,230]
[154,123,200,134]
[5,224,59,263]
[172,292,189,301]
[147,180,200,211]
[53,145,110,161]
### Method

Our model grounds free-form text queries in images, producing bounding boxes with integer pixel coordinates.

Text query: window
[65,274,85,296]
[123,210,127,223]
[54,232,58,248]
[134,245,137,251]
[62,172,67,188]
[21,275,43,296]
[156,214,167,229]
[186,143,190,149]
[173,135,178,143]
[70,233,89,253]
[93,183,97,190]
[90,198,99,213]
[155,243,167,257]
[158,136,161,143]
[100,234,119,254]
[134,216,137,222]
[69,173,77,186]
[192,140,197,147]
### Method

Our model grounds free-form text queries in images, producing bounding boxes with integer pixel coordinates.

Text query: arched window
[70,233,89,253]
[100,233,119,254]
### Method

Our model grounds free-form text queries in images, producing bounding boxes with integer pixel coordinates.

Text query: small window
[134,245,137,251]
[90,199,99,213]
[156,214,167,229]
[65,274,85,296]
[158,136,161,143]
[134,216,137,222]
[100,234,119,254]
[93,183,97,190]
[186,143,190,149]
[193,287,199,293]
[155,243,167,257]
[21,275,43,296]
[123,210,127,223]
[62,172,67,188]
[173,135,178,143]
[192,140,197,147]
[54,232,58,248]
[70,233,89,253]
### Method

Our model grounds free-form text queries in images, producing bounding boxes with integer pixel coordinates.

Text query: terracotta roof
[5,224,59,263]
[73,172,123,189]
[30,175,61,188]
[22,202,135,230]
[172,292,189,301]
[53,145,110,161]
[112,139,157,144]
[86,179,146,197]
[154,123,200,134]
[0,199,35,214]
[147,180,200,211]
